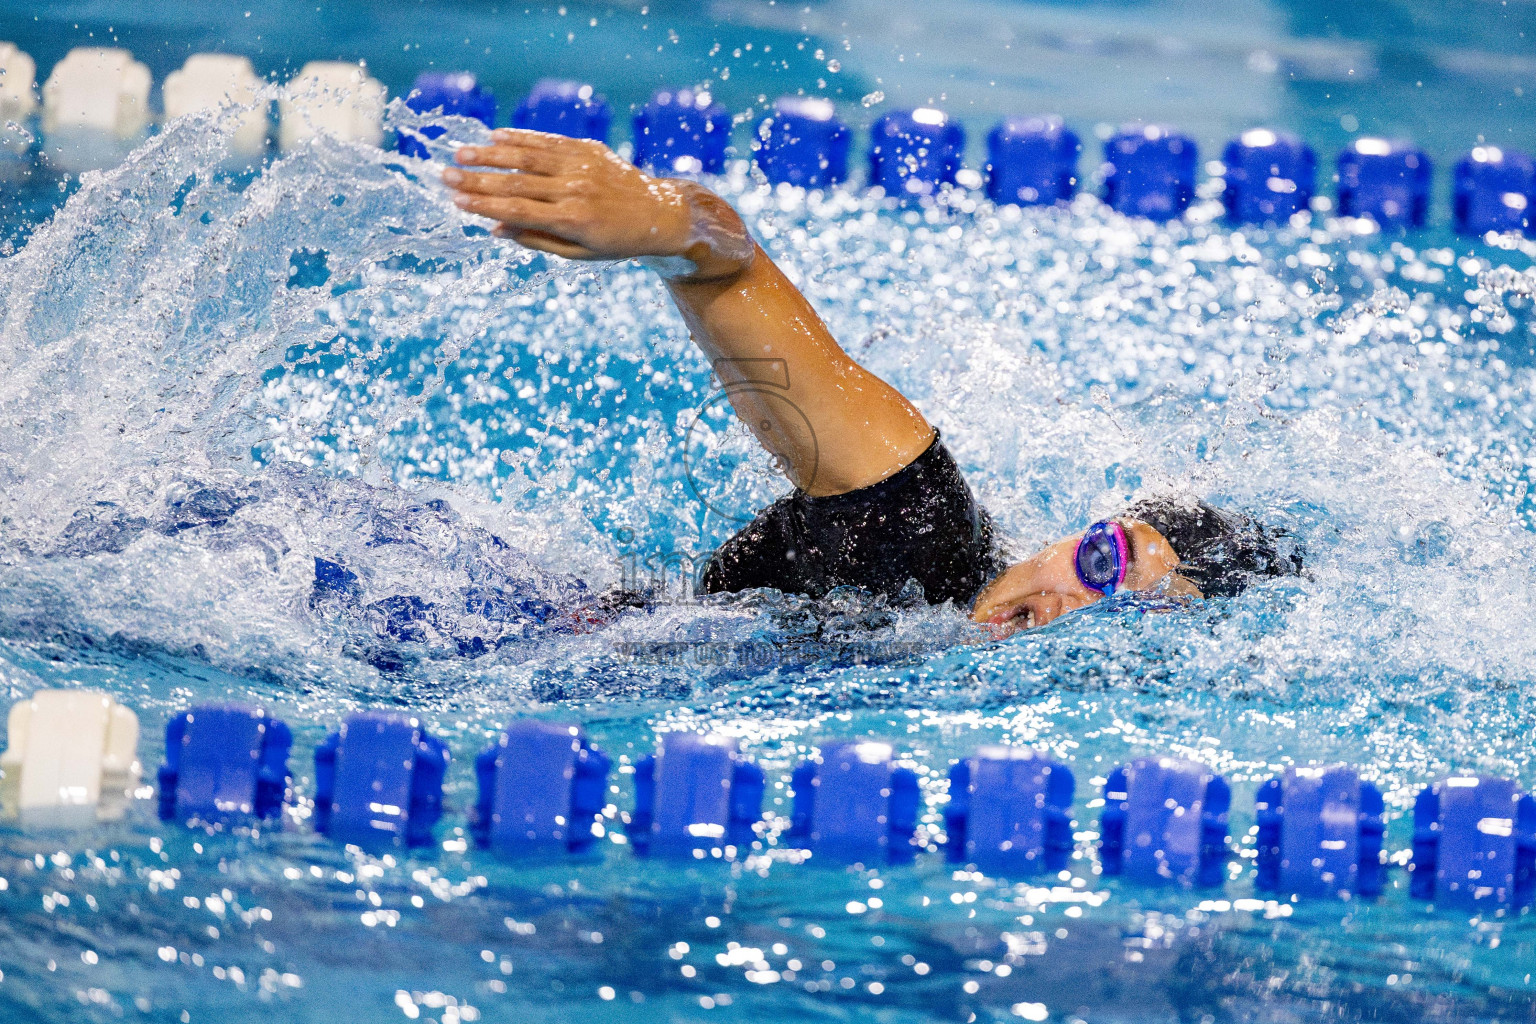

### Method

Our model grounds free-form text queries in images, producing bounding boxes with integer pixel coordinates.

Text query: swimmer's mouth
[984,604,1037,637]
[979,591,1095,636]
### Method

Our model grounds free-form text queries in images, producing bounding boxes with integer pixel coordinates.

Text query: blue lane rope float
[1102,124,1199,223]
[1221,128,1316,225]
[411,79,1531,235]
[397,72,497,159]
[1336,137,1433,230]
[1453,146,1535,236]
[511,78,612,143]
[313,711,449,849]
[788,740,920,865]
[630,731,764,857]
[868,108,965,199]
[984,115,1080,208]
[945,746,1074,875]
[9,691,1536,912]
[753,96,851,189]
[1254,765,1385,900]
[473,719,610,855]
[157,703,291,822]
[1411,774,1536,910]
[632,87,732,175]
[1099,756,1230,887]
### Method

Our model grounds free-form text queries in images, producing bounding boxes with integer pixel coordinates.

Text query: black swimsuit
[700,436,1005,608]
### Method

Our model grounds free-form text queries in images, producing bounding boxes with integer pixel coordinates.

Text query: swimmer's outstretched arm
[444,129,934,496]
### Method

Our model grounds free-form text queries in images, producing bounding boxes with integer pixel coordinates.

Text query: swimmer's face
[970,520,1197,637]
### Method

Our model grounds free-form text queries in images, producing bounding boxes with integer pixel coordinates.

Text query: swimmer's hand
[443,129,755,282]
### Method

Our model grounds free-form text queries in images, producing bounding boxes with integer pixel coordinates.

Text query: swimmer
[444,130,1303,636]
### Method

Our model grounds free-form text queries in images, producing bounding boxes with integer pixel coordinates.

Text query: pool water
[2,2,1536,1022]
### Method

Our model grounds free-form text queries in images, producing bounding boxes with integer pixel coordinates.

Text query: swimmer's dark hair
[1122,495,1304,599]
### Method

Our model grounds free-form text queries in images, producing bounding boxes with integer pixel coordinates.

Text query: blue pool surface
[1,1,1536,1022]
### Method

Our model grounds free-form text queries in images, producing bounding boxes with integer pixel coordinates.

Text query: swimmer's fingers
[488,127,568,150]
[499,227,599,260]
[453,143,562,176]
[442,167,564,202]
[457,196,602,260]
[451,193,564,231]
